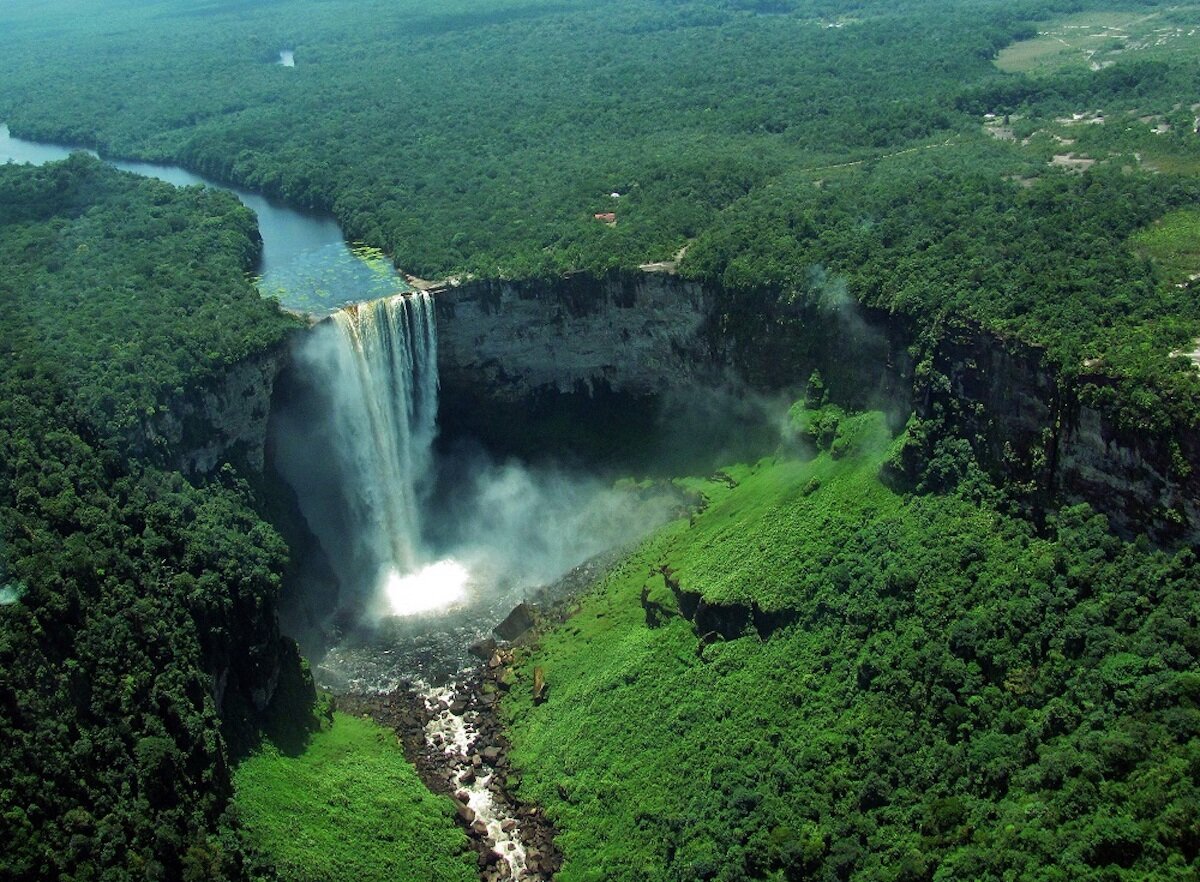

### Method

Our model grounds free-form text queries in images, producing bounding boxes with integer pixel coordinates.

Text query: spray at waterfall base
[269,291,680,685]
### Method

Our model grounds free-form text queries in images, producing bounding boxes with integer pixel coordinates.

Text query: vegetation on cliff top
[0,153,298,441]
[2,0,1199,424]
[686,149,1200,431]
[0,158,305,880]
[503,408,1200,881]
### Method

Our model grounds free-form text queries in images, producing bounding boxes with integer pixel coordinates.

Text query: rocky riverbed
[338,646,561,881]
[326,551,638,880]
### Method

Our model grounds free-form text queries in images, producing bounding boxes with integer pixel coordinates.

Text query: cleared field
[1131,207,1200,286]
[1141,147,1200,177]
[996,6,1200,74]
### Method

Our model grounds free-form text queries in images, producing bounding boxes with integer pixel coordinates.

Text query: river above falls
[0,123,409,314]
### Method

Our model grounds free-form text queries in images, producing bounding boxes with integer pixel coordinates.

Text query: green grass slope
[667,409,895,612]
[502,410,1200,882]
[1132,208,1200,289]
[234,713,476,882]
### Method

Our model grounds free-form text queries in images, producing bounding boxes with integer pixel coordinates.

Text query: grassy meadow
[501,408,1200,881]
[234,713,475,882]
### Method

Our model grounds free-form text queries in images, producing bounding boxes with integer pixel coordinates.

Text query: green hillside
[503,411,1200,881]
[234,713,475,882]
[0,157,303,880]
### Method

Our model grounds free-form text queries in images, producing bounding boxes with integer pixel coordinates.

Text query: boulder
[533,666,548,704]
[495,603,536,641]
[469,637,498,659]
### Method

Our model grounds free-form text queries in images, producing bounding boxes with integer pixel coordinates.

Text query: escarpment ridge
[169,267,1200,548]
[426,271,1200,545]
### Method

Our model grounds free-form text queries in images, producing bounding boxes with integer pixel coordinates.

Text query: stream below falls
[327,554,618,879]
[338,653,562,881]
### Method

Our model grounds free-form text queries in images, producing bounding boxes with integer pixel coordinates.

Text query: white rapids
[423,686,532,879]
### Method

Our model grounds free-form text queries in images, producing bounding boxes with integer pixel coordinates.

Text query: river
[0,123,409,314]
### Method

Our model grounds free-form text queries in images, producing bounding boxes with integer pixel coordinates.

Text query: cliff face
[429,271,727,461]
[1054,390,1200,544]
[126,333,313,731]
[426,269,1200,545]
[920,324,1060,502]
[131,338,292,475]
[432,271,721,401]
[922,323,1200,544]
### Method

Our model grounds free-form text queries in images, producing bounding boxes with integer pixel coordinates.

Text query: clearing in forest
[1131,208,1200,287]
[995,6,1200,74]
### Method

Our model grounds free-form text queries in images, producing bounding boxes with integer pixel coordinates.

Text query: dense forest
[0,0,1144,275]
[1,0,1199,881]
[1,0,1198,425]
[0,157,307,880]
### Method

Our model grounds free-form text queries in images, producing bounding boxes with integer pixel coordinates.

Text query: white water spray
[276,288,675,634]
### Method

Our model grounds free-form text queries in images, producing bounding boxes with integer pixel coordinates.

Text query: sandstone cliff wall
[924,323,1200,544]
[225,269,1200,557]
[131,337,293,475]
[426,270,1200,545]
[1054,389,1200,544]
[431,271,721,400]
[125,332,310,726]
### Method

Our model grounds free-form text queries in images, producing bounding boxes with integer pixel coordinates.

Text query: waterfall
[328,293,439,576]
[273,291,462,620]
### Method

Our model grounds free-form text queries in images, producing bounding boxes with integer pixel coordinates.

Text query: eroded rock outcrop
[1054,391,1200,543]
[920,321,1200,544]
[132,336,295,475]
[432,271,720,401]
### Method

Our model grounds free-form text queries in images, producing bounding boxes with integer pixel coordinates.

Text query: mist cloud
[427,444,678,594]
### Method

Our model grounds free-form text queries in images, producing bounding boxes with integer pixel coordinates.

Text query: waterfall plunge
[329,294,438,575]
[278,292,468,620]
